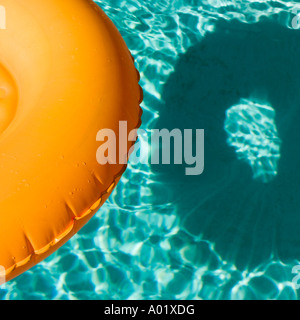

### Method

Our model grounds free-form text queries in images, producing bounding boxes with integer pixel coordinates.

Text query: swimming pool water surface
[2,0,300,300]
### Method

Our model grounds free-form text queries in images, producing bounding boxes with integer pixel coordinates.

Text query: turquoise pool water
[2,0,300,300]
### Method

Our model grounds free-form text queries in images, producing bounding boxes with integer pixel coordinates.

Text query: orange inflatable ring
[0,0,142,282]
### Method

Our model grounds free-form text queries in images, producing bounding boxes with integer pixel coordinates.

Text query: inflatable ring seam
[3,86,143,278]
